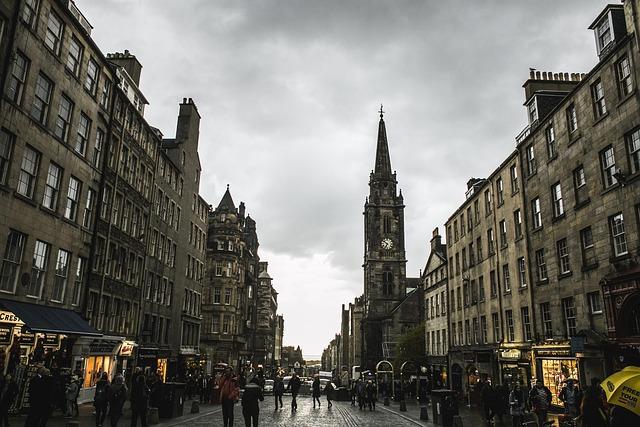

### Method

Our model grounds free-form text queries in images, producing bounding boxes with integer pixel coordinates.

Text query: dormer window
[596,18,612,53]
[527,98,538,124]
[589,5,626,58]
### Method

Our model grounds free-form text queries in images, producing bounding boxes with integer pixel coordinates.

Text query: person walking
[356,379,366,410]
[241,373,263,427]
[94,372,111,427]
[25,367,55,427]
[218,367,239,427]
[574,384,608,427]
[130,374,150,427]
[198,375,210,404]
[0,373,18,427]
[481,380,496,424]
[509,382,526,427]
[64,375,79,418]
[365,380,377,411]
[559,379,582,419]
[325,380,334,409]
[273,375,284,410]
[528,379,552,427]
[108,374,127,427]
[312,375,321,408]
[286,372,301,411]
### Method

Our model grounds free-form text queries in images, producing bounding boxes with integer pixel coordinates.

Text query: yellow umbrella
[601,366,640,415]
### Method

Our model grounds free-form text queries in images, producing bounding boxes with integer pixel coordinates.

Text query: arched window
[383,215,392,234]
[383,271,393,295]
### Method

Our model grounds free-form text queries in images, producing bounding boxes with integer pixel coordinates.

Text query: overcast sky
[80,0,607,358]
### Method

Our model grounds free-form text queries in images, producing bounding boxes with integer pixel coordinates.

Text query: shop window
[541,359,578,406]
[83,355,114,388]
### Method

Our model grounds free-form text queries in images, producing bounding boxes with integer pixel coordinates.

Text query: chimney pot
[188,97,193,103]
[564,72,569,81]
[529,70,535,79]
[183,97,187,104]
[535,71,541,79]
[553,73,559,80]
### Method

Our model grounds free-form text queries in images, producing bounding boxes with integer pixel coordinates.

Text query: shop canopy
[0,299,101,337]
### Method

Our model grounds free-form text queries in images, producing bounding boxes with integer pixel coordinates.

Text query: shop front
[449,347,497,406]
[533,342,577,407]
[137,347,172,381]
[424,355,448,389]
[498,347,532,389]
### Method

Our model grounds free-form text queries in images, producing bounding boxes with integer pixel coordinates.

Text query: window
[0,130,14,186]
[462,248,467,270]
[464,320,470,344]
[474,200,480,223]
[513,209,522,239]
[505,310,515,342]
[531,197,542,229]
[100,79,112,109]
[93,128,104,168]
[476,237,483,262]
[557,238,571,275]
[545,125,556,158]
[383,271,393,295]
[627,128,640,175]
[541,302,553,339]
[383,215,391,233]
[469,243,475,266]
[224,289,231,305]
[7,51,28,104]
[460,213,465,237]
[64,177,81,221]
[485,190,492,213]
[595,17,612,52]
[551,183,564,218]
[490,270,498,297]
[213,287,221,304]
[44,11,63,55]
[580,226,596,266]
[480,316,488,344]
[487,229,495,255]
[527,99,538,123]
[51,249,70,302]
[75,113,91,156]
[609,213,628,257]
[536,249,547,282]
[522,307,532,341]
[27,240,49,297]
[54,95,74,141]
[66,36,83,76]
[587,292,602,315]
[573,165,588,204]
[17,146,40,198]
[472,318,479,344]
[31,73,53,124]
[502,264,511,292]
[42,162,62,210]
[518,257,527,288]
[22,0,39,29]
[510,164,518,193]
[467,207,473,231]
[85,58,99,95]
[478,276,485,301]
[492,312,500,342]
[0,231,26,293]
[616,55,633,97]
[526,144,536,176]
[82,188,95,228]
[592,81,608,121]
[566,104,578,133]
[499,219,507,247]
[600,146,617,188]
[496,178,504,205]
[562,297,577,337]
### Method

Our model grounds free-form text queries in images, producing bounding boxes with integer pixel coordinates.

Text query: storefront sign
[0,311,23,324]
[89,339,122,355]
[536,348,571,357]
[570,337,585,355]
[138,347,172,359]
[43,334,58,346]
[119,341,136,357]
[500,349,521,360]
[20,326,35,345]
[463,352,475,363]
[0,324,12,344]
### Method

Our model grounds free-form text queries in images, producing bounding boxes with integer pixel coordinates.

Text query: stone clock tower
[362,109,408,369]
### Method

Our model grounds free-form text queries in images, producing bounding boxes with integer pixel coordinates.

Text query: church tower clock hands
[362,106,408,369]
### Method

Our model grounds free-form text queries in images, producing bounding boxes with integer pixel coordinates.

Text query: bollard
[383,396,390,406]
[399,400,407,412]
[420,406,429,421]
[191,401,200,413]
[148,407,159,425]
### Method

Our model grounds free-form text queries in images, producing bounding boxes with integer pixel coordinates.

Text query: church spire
[374,104,392,176]
[217,184,236,211]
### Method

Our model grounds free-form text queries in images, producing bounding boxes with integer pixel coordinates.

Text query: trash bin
[158,382,186,419]
[431,389,458,426]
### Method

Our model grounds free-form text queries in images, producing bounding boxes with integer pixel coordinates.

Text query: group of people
[350,378,377,411]
[479,377,640,427]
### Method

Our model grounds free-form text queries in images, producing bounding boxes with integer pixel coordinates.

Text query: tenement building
[361,110,423,371]
[253,261,279,372]
[515,1,640,404]
[422,228,449,388]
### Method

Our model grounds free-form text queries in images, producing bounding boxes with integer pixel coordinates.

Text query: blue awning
[0,299,101,337]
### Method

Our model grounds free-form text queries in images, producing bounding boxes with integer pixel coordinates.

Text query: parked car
[264,379,274,394]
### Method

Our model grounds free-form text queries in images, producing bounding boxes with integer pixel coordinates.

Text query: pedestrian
[528,379,552,427]
[130,374,150,427]
[286,372,301,411]
[574,383,607,427]
[0,373,18,427]
[509,382,526,427]
[94,372,111,427]
[218,367,240,427]
[25,367,54,427]
[481,380,496,423]
[199,375,210,404]
[64,375,79,417]
[325,380,334,408]
[241,373,264,427]
[365,380,377,411]
[273,374,284,410]
[610,405,640,427]
[109,374,127,427]
[312,375,321,408]
[356,379,366,410]
[559,379,582,419]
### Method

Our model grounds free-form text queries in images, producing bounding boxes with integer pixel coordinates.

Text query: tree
[395,324,426,366]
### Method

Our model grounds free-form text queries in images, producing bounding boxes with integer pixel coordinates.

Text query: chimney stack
[107,50,143,86]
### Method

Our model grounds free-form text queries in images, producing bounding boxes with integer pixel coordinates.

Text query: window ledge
[511,189,520,197]
[518,285,528,292]
[39,206,60,218]
[601,183,621,196]
[536,279,549,286]
[503,290,512,295]
[592,112,610,127]
[616,90,636,108]
[61,217,79,228]
[552,213,566,224]
[558,271,573,280]
[13,191,37,207]
[567,132,582,146]
[532,225,544,234]
[610,253,632,263]
[547,154,558,164]
[526,171,538,180]
[515,236,524,243]
[574,198,591,211]
[500,244,508,251]
[581,262,599,272]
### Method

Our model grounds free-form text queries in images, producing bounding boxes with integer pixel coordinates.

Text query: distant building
[253,262,278,372]
[274,315,284,368]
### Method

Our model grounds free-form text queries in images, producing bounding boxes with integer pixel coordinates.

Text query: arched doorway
[619,293,640,337]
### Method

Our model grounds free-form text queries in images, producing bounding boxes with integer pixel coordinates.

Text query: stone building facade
[253,261,278,371]
[274,314,284,369]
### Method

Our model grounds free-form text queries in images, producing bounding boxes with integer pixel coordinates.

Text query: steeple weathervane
[379,104,384,118]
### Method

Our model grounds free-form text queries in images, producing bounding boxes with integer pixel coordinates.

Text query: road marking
[337,405,359,427]
[379,406,426,426]
[162,407,222,427]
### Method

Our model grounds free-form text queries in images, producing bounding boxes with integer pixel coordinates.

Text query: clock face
[381,238,393,249]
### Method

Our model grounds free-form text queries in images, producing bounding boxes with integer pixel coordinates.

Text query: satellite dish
[20,273,30,287]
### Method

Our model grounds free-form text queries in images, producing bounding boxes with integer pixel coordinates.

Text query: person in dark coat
[325,381,334,408]
[0,373,18,427]
[218,367,239,427]
[198,375,210,404]
[286,372,301,411]
[528,379,552,427]
[130,374,150,427]
[575,385,607,427]
[94,372,111,427]
[25,367,55,427]
[108,374,127,427]
[273,375,284,410]
[365,380,377,411]
[311,375,321,408]
[480,380,496,423]
[356,379,366,410]
[610,405,640,427]
[241,374,263,427]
